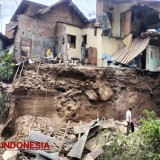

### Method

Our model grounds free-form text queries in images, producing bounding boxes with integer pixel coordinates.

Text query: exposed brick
[96,0,104,20]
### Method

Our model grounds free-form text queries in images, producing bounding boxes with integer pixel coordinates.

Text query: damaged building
[5,0,160,70]
[97,0,160,71]
[5,0,89,62]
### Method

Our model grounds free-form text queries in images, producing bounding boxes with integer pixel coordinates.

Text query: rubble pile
[1,65,160,159]
[0,115,129,159]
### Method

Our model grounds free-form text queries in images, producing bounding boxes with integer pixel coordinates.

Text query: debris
[36,151,60,160]
[73,122,94,134]
[98,85,113,102]
[28,131,59,146]
[85,90,98,101]
[83,147,104,160]
[2,149,18,160]
[59,121,70,152]
[67,122,100,159]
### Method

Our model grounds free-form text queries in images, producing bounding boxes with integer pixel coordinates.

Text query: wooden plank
[74,122,93,134]
[18,61,25,86]
[124,11,131,36]
[13,64,21,83]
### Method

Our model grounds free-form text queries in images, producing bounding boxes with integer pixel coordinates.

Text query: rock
[119,125,127,134]
[98,86,113,101]
[85,90,98,101]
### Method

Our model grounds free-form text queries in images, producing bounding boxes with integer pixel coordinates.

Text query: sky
[0,0,96,34]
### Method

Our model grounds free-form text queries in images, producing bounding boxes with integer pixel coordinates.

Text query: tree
[0,50,16,83]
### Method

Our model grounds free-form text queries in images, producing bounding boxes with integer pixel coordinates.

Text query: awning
[111,37,150,64]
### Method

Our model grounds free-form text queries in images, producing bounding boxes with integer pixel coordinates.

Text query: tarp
[111,37,150,64]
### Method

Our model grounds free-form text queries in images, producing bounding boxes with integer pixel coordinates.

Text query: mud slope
[11,65,160,123]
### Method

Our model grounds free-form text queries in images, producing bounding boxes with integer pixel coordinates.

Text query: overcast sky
[0,0,96,34]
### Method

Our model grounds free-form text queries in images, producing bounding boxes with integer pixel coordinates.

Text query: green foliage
[143,109,156,120]
[0,51,16,82]
[100,110,160,160]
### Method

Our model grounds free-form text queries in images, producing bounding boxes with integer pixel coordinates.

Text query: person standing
[126,108,134,135]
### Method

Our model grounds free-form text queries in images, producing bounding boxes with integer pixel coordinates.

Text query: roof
[111,38,150,64]
[11,0,48,22]
[35,0,88,23]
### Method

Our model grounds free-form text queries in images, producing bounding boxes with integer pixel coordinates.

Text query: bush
[0,50,16,83]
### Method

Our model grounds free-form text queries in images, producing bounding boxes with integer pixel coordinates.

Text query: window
[67,35,76,49]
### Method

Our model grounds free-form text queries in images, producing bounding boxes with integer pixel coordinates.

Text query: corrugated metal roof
[28,131,59,146]
[67,123,100,159]
[111,38,150,64]
[36,151,60,160]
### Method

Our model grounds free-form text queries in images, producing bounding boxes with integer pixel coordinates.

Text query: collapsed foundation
[1,64,160,138]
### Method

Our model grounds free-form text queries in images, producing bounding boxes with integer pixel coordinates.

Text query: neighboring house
[96,0,160,71]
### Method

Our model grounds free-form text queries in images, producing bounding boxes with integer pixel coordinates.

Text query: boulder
[85,90,98,101]
[98,86,113,101]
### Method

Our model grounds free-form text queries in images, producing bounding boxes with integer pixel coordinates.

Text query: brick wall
[96,0,104,20]
[35,2,85,37]
[11,1,86,58]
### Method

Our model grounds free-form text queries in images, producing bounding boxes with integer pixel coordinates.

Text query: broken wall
[14,1,85,60]
[146,46,160,71]
[15,15,55,60]
[102,37,123,58]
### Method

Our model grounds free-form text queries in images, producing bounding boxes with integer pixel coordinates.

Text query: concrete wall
[102,37,123,56]
[82,28,103,66]
[60,24,123,66]
[66,24,82,60]
[146,46,160,71]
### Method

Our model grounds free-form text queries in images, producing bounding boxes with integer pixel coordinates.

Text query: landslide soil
[10,64,160,124]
